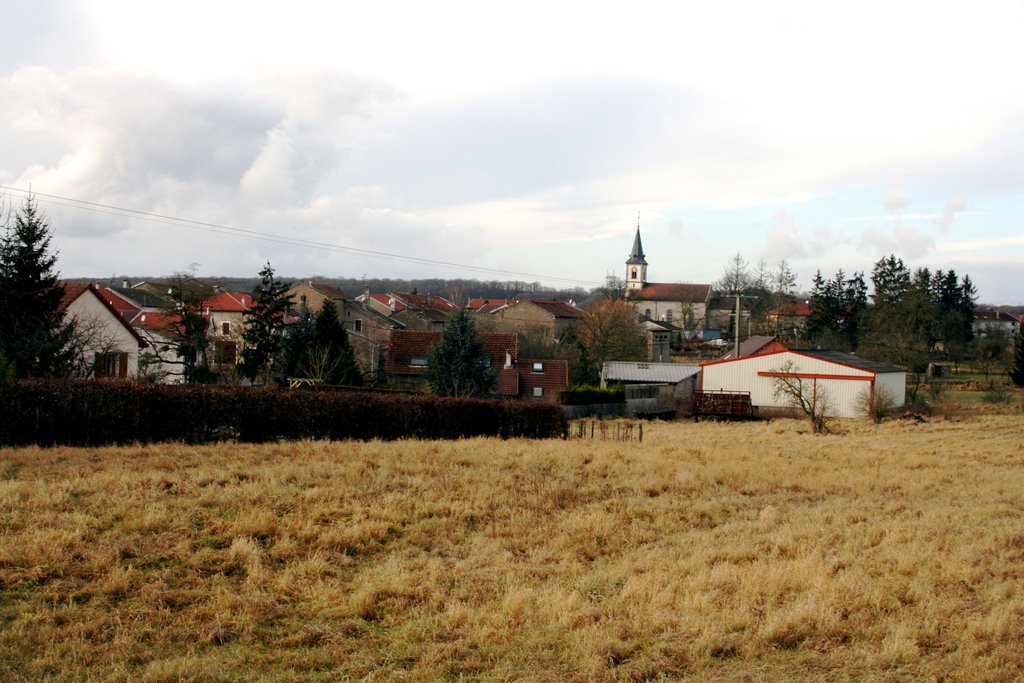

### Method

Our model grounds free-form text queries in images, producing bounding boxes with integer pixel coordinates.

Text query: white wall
[701,350,905,418]
[65,292,142,377]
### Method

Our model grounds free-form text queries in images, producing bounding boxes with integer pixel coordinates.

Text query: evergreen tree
[425,309,496,397]
[0,196,75,377]
[1010,334,1024,388]
[282,309,313,377]
[308,299,362,385]
[241,262,293,383]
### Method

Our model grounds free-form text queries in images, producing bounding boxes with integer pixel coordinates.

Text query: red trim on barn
[757,371,872,381]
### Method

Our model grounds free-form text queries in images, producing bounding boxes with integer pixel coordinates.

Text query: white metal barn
[700,349,906,418]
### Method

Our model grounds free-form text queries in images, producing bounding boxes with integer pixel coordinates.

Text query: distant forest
[70,275,596,306]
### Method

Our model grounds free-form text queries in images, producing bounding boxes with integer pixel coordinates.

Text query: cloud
[934,194,968,233]
[859,224,935,259]
[883,187,910,212]
[763,211,807,261]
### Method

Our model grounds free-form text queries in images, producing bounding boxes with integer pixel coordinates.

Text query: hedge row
[559,384,625,405]
[0,380,569,447]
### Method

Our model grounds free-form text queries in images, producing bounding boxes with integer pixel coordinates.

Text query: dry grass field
[1,411,1023,681]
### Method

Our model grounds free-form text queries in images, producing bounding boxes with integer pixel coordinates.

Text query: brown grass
[2,415,1024,681]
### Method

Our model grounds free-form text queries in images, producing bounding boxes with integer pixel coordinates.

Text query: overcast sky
[2,1,1022,303]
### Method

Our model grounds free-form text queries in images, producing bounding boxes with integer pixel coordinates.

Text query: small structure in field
[701,349,906,418]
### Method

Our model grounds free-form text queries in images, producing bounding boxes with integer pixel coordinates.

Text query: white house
[60,283,148,378]
[701,349,906,418]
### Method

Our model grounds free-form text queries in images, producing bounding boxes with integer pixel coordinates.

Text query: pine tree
[282,309,313,377]
[307,300,362,386]
[0,196,75,377]
[1010,334,1024,388]
[241,262,293,383]
[425,309,496,397]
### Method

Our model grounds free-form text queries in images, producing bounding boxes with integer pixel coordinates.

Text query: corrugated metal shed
[603,361,700,385]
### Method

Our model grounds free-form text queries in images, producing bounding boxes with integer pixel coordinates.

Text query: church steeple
[626,223,647,290]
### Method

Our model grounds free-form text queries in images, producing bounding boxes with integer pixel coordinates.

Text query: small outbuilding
[701,349,906,418]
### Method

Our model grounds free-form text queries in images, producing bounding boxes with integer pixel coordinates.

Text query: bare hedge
[0,380,569,446]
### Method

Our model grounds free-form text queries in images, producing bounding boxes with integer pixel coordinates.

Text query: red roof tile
[204,292,251,312]
[469,298,517,310]
[58,283,90,312]
[627,283,711,303]
[95,287,142,319]
[769,302,811,317]
[524,299,584,318]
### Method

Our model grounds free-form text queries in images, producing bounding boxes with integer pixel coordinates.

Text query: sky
[1,1,1022,303]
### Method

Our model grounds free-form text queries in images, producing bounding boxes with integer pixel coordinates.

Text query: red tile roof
[58,283,90,312]
[469,298,517,310]
[134,311,182,336]
[58,283,148,348]
[524,299,584,318]
[975,310,1019,322]
[392,292,457,312]
[370,293,406,312]
[95,287,142,319]
[627,283,711,303]
[204,292,251,312]
[769,302,812,317]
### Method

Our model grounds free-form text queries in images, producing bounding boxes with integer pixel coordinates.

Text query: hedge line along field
[1,414,1023,681]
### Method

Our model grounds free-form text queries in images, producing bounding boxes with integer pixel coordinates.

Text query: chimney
[504,351,513,370]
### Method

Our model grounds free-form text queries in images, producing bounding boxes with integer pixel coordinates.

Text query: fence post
[639,423,643,443]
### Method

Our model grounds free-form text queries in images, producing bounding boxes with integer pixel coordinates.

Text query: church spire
[627,227,647,265]
[625,217,647,291]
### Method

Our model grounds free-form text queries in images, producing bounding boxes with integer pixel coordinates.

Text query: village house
[362,291,457,331]
[474,298,584,345]
[383,329,568,400]
[287,282,405,375]
[973,310,1020,337]
[59,283,148,378]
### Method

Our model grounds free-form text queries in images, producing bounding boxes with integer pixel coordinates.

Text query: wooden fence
[568,420,643,443]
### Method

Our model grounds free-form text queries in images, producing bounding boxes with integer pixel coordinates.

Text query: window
[645,308,651,319]
[631,268,637,279]
[222,321,230,335]
[95,352,128,378]
[665,309,673,323]
[532,362,544,372]
[410,357,428,367]
[354,319,363,333]
[532,386,544,397]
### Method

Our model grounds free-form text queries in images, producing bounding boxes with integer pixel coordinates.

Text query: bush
[0,380,568,447]
[559,385,625,406]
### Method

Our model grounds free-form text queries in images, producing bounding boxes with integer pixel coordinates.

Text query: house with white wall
[59,284,148,378]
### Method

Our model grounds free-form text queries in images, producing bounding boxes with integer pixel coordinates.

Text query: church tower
[625,227,647,291]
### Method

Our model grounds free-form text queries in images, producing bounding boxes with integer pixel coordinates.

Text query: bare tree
[770,360,835,434]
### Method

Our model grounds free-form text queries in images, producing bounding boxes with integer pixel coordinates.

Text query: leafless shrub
[770,360,835,434]
[858,384,899,424]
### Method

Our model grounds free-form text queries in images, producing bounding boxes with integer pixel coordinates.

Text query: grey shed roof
[603,361,700,384]
[798,350,905,374]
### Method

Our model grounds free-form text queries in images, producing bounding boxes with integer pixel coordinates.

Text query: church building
[623,228,713,339]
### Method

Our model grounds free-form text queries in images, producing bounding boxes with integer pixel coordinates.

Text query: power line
[0,185,602,287]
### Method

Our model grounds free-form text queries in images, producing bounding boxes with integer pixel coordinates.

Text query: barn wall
[874,372,907,407]
[701,351,883,418]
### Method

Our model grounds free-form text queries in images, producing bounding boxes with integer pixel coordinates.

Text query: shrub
[559,385,625,406]
[0,380,568,447]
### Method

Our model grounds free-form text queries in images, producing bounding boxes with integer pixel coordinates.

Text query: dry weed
[0,416,1022,680]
